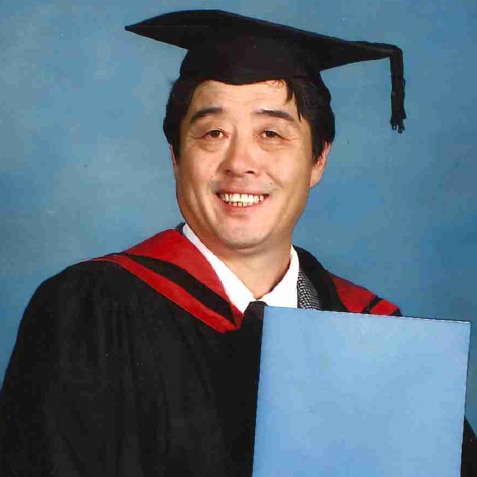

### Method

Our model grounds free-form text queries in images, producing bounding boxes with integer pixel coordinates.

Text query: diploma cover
[252,308,470,477]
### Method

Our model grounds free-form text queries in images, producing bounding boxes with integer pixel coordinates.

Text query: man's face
[173,80,327,259]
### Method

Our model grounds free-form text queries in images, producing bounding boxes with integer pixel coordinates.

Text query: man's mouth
[217,193,266,207]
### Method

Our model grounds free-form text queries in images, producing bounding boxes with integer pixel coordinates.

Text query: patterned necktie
[297,269,322,310]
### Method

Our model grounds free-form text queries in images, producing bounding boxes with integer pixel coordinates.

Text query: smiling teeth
[219,193,265,207]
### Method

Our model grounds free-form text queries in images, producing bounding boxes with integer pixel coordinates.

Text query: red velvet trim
[93,254,238,333]
[331,274,375,312]
[124,229,242,327]
[368,300,400,316]
[125,230,221,287]
[331,273,398,315]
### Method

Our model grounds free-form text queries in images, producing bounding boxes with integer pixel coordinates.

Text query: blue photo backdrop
[1,0,476,428]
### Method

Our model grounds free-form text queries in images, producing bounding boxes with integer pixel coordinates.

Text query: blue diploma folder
[252,308,470,477]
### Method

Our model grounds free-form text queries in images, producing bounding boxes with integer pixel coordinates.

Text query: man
[0,10,475,477]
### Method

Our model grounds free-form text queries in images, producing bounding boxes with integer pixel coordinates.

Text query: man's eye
[205,130,224,139]
[262,130,281,139]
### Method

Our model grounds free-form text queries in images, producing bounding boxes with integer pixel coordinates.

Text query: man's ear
[309,142,331,188]
[170,145,182,183]
[170,145,179,166]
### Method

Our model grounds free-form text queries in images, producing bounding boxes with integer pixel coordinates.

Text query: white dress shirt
[183,224,299,313]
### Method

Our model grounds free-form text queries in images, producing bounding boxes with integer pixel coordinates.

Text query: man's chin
[211,230,270,255]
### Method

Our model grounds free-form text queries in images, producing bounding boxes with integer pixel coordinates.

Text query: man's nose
[220,134,259,176]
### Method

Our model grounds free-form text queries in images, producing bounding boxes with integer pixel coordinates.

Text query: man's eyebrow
[255,109,297,123]
[189,106,224,124]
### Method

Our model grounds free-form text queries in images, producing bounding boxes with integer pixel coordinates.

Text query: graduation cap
[126,10,406,133]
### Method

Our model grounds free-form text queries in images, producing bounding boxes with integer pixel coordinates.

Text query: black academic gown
[0,230,475,477]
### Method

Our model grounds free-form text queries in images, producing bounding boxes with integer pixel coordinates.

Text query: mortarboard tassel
[389,48,406,133]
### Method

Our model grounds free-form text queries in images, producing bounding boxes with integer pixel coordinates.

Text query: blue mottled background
[1,0,476,429]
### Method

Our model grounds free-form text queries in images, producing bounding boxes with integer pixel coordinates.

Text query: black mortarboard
[126,10,406,133]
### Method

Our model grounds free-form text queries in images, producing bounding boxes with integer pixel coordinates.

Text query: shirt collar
[183,223,299,313]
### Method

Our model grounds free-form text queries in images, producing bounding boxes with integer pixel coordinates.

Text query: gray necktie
[297,269,322,310]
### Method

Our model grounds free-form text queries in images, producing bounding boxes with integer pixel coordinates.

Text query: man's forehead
[187,80,296,113]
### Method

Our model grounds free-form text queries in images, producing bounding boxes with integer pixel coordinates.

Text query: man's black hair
[163,77,335,162]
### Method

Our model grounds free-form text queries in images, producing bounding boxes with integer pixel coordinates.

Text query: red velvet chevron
[91,230,398,332]
[331,274,400,315]
[92,229,242,333]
